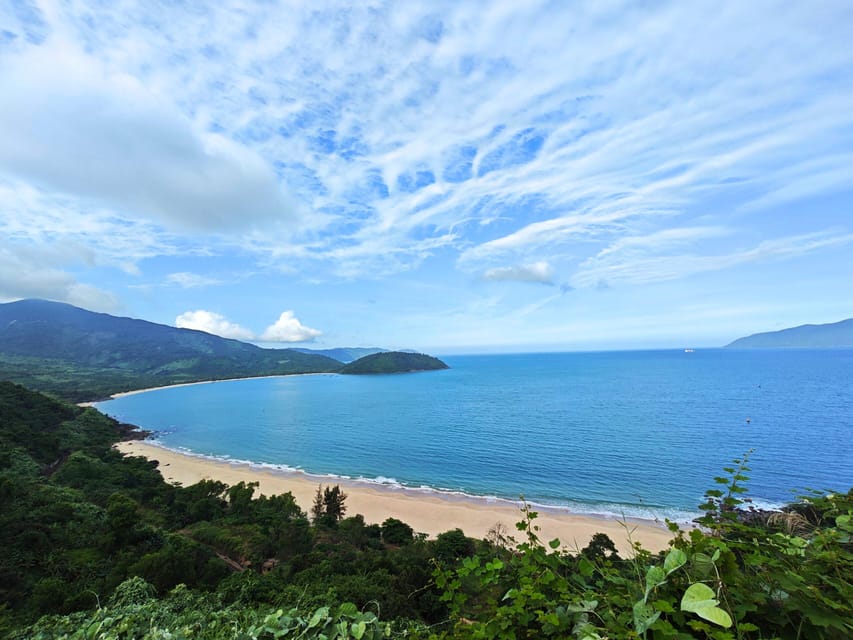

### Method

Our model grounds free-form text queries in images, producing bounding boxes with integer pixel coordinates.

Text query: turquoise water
[96,349,852,521]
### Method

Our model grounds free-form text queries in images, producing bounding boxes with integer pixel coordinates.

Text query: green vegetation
[0,380,850,639]
[433,453,852,639]
[338,351,449,374]
[0,299,342,402]
[0,300,450,402]
[726,317,853,348]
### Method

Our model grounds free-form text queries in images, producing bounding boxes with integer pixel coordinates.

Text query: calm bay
[96,348,853,521]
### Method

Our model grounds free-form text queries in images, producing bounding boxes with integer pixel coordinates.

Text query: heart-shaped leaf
[681,583,732,628]
[664,549,687,575]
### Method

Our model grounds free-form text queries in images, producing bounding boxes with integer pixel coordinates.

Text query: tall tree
[311,484,325,524]
[322,485,347,523]
[311,484,347,526]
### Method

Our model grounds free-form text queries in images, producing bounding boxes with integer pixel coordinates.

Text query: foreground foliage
[432,453,853,639]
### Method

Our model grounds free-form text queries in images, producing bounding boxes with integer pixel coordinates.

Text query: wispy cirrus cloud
[165,272,224,289]
[0,1,850,343]
[572,230,853,289]
[483,261,554,285]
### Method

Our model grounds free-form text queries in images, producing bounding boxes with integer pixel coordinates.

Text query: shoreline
[78,372,332,407]
[116,439,677,554]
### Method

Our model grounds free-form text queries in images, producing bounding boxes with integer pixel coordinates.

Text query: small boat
[684,348,695,353]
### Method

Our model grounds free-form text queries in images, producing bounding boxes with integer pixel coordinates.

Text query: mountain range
[725,317,853,348]
[0,299,446,401]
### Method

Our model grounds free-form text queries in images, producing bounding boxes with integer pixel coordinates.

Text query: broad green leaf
[645,565,666,594]
[681,583,717,610]
[695,605,732,628]
[664,548,687,575]
[692,552,713,575]
[307,607,329,629]
[681,583,732,628]
[351,620,366,639]
[548,537,561,549]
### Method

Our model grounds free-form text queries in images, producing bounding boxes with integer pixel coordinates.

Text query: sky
[1,1,852,354]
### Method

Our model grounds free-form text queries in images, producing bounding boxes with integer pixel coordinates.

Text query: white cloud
[483,261,554,284]
[174,308,322,343]
[260,311,322,343]
[0,0,850,321]
[166,272,223,288]
[175,310,254,340]
[571,230,853,289]
[0,245,119,312]
[0,44,294,233]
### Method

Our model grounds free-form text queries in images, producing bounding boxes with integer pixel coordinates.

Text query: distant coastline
[79,372,331,407]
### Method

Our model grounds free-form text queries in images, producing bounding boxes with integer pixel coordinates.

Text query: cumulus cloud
[260,311,322,343]
[174,309,322,343]
[0,45,294,232]
[482,261,554,284]
[175,310,254,340]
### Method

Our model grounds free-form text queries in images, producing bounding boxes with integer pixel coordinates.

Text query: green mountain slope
[0,299,342,401]
[338,351,449,374]
[725,317,853,348]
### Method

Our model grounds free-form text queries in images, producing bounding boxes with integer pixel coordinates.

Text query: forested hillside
[0,300,342,402]
[0,381,465,636]
[0,381,850,638]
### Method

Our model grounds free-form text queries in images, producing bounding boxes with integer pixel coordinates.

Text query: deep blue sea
[95,349,852,521]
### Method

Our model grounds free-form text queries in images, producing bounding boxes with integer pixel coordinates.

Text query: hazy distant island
[0,299,447,401]
[338,351,449,374]
[726,317,853,349]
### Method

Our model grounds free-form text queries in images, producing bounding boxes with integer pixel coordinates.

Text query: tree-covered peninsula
[338,351,449,374]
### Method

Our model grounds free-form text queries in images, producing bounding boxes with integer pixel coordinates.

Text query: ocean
[95,349,853,522]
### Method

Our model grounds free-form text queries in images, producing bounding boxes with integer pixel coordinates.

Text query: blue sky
[1,1,851,353]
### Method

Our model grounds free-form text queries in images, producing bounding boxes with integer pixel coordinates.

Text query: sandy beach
[116,440,676,554]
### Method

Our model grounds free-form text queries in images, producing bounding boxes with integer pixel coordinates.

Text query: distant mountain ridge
[292,347,387,363]
[0,299,448,401]
[0,299,341,401]
[725,317,853,348]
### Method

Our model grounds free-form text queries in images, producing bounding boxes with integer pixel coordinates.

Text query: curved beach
[116,440,676,554]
